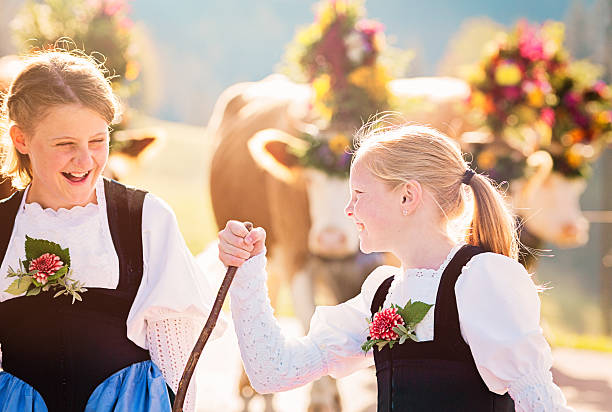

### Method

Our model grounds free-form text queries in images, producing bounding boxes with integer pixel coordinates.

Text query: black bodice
[371,245,515,412]
[0,179,151,412]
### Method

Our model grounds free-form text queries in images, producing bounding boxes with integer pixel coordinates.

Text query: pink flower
[369,307,404,340]
[500,86,522,101]
[593,81,608,98]
[29,253,64,285]
[517,21,545,61]
[356,19,385,36]
[540,107,555,126]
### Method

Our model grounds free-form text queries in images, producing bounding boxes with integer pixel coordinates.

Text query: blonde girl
[218,123,572,411]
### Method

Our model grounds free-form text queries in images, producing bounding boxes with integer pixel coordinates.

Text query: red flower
[29,253,64,285]
[369,307,404,340]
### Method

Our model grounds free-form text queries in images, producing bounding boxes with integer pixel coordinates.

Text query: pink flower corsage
[362,300,434,353]
[4,236,87,303]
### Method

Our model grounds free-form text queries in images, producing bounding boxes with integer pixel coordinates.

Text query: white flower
[345,31,365,64]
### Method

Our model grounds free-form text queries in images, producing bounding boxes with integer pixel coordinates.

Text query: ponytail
[466,173,519,260]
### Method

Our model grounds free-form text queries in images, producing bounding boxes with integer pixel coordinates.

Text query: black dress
[371,245,515,412]
[0,179,172,412]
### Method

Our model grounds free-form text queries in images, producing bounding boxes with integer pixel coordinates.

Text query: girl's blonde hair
[0,49,121,189]
[353,120,519,260]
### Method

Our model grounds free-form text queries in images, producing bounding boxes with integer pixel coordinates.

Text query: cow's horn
[248,129,308,183]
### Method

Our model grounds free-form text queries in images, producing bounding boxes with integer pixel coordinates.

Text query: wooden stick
[172,222,253,412]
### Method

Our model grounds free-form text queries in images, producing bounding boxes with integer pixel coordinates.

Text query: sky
[127,0,598,123]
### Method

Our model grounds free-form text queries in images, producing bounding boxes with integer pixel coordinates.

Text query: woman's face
[345,158,403,254]
[14,104,109,210]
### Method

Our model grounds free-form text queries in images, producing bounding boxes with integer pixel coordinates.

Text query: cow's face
[302,168,359,258]
[248,129,360,259]
[513,172,589,247]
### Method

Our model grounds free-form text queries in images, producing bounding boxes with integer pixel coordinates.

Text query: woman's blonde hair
[353,119,519,260]
[0,48,121,188]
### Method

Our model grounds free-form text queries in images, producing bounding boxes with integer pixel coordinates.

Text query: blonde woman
[219,123,572,411]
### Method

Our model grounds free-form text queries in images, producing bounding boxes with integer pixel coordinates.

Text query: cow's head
[248,129,359,258]
[512,150,589,248]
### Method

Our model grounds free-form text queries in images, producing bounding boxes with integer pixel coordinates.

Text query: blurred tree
[437,17,505,76]
[601,0,612,335]
[565,0,591,59]
[11,0,141,100]
[0,0,23,55]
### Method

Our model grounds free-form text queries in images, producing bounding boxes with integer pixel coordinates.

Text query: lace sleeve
[147,316,199,412]
[230,253,329,393]
[509,370,574,411]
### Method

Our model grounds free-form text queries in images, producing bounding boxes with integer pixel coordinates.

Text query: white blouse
[0,178,225,412]
[229,244,573,412]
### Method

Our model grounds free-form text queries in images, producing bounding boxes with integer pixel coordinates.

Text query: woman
[0,50,223,412]
[219,123,573,411]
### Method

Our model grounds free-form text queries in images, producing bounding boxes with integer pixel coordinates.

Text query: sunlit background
[1,1,611,411]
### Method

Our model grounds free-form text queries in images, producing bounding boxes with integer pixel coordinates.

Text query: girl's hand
[218,220,266,267]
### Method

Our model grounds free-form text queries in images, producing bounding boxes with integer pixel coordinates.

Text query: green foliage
[11,0,140,99]
[5,276,33,295]
[24,235,70,268]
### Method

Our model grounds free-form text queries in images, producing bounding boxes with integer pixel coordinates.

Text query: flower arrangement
[361,300,433,353]
[11,0,140,99]
[466,20,612,180]
[293,131,353,177]
[282,0,412,177]
[4,236,87,303]
[283,0,392,128]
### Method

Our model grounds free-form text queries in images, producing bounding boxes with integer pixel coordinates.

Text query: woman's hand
[218,220,266,267]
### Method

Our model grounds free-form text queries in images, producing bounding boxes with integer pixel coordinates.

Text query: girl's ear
[10,125,29,155]
[400,180,422,216]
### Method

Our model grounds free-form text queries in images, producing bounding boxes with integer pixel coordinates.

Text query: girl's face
[13,104,109,210]
[345,158,403,254]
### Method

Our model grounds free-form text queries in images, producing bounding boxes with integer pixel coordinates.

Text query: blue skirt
[0,361,172,412]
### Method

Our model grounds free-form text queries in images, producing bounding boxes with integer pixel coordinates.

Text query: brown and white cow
[207,75,386,412]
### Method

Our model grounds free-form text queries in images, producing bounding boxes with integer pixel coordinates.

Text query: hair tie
[461,169,475,185]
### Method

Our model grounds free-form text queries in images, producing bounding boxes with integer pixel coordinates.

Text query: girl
[218,123,572,411]
[0,50,224,412]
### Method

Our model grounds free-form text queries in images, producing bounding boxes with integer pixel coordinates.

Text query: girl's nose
[74,146,94,169]
[344,202,354,217]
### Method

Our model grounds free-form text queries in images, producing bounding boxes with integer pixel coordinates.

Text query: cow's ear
[248,129,308,183]
[111,128,163,158]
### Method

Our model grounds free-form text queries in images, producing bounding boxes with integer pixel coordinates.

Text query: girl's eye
[90,139,105,144]
[56,142,72,147]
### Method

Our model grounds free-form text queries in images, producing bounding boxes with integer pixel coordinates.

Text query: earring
[402,210,408,216]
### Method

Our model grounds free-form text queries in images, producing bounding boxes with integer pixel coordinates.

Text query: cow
[207,74,387,412]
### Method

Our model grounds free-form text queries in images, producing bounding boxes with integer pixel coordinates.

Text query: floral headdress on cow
[466,20,612,181]
[282,0,410,177]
